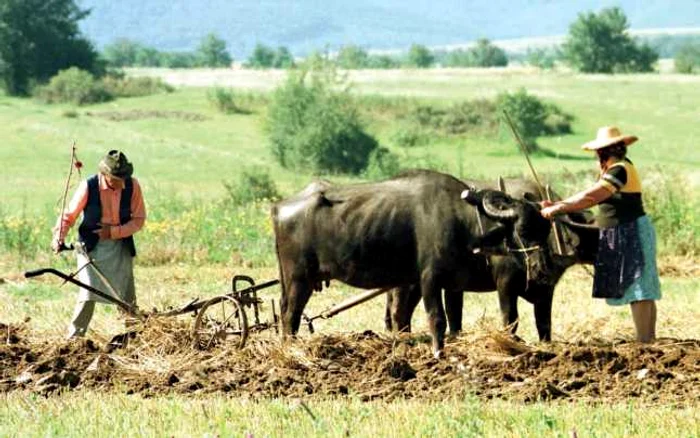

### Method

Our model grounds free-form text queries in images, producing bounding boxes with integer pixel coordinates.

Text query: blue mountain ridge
[78,0,700,58]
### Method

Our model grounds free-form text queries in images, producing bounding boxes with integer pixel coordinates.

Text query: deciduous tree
[197,33,232,68]
[563,7,658,73]
[0,0,99,95]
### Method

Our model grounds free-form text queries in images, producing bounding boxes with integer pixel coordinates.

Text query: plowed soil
[1,320,698,403]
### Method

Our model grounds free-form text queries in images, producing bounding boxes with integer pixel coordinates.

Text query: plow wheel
[192,296,249,349]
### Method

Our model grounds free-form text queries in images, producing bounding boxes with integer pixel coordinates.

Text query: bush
[223,168,281,205]
[197,33,232,68]
[367,55,400,69]
[497,89,573,150]
[102,75,173,98]
[644,171,700,256]
[207,87,245,114]
[336,45,370,69]
[406,44,434,68]
[363,147,401,179]
[525,48,557,70]
[542,103,574,135]
[266,63,379,174]
[674,43,700,74]
[391,125,428,148]
[440,100,498,134]
[407,100,498,135]
[35,67,112,105]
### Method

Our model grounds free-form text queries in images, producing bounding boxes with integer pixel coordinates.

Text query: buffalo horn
[460,189,479,205]
[481,192,518,220]
[497,176,506,192]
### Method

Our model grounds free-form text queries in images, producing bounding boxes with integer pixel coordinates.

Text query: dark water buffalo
[385,177,599,341]
[271,169,563,356]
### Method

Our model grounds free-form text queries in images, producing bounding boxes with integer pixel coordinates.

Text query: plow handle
[23,268,142,318]
[24,268,54,279]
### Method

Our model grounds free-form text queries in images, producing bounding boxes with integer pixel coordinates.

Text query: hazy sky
[78,0,700,56]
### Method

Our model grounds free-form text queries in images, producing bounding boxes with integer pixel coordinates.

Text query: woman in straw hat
[51,150,147,338]
[540,127,660,343]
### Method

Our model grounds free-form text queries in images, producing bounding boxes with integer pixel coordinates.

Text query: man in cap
[540,127,660,343]
[52,150,147,338]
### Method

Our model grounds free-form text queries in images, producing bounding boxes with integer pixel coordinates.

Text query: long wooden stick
[502,111,546,198]
[57,141,77,243]
[502,111,564,255]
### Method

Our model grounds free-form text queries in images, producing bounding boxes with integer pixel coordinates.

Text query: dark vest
[78,175,136,256]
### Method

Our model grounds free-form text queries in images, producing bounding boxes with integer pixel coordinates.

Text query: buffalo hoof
[433,349,443,360]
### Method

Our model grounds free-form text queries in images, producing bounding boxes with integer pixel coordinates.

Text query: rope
[513,232,531,286]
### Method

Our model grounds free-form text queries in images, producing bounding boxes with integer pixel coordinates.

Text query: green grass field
[1,68,699,437]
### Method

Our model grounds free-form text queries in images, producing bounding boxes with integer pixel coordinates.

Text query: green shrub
[223,168,281,205]
[62,110,79,118]
[440,100,498,134]
[266,63,378,174]
[406,44,434,68]
[102,75,173,98]
[391,125,428,148]
[674,43,700,74]
[35,67,112,105]
[443,39,508,67]
[497,89,573,150]
[363,147,401,179]
[407,100,498,136]
[542,103,574,135]
[525,48,557,70]
[644,171,700,256]
[207,87,245,114]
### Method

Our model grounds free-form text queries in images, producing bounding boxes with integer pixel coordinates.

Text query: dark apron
[592,219,645,299]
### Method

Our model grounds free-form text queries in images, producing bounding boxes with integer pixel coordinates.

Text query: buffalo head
[462,188,567,284]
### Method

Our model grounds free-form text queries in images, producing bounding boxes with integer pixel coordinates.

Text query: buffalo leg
[280,278,312,337]
[384,291,395,331]
[497,278,520,335]
[532,285,554,341]
[386,285,422,332]
[443,289,463,336]
[421,273,446,357]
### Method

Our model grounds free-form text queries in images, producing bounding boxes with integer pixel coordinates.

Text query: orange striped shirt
[53,174,146,242]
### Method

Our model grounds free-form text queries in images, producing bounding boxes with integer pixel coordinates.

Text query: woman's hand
[540,203,564,219]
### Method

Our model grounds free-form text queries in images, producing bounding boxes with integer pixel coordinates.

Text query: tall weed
[644,171,700,256]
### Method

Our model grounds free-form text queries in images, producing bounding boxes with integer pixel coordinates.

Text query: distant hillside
[77,0,700,58]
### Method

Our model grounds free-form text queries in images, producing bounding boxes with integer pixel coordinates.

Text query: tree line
[2,1,700,97]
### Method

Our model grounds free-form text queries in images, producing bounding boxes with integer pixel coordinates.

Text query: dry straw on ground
[1,318,698,404]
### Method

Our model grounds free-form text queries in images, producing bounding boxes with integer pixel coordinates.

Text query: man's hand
[94,223,112,240]
[51,238,64,254]
[539,200,555,208]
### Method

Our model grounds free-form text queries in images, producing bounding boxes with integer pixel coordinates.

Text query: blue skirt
[592,215,662,306]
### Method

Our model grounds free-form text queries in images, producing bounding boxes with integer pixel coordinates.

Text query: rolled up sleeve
[53,181,88,242]
[110,178,147,240]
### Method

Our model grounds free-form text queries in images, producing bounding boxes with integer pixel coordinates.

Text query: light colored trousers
[68,240,136,338]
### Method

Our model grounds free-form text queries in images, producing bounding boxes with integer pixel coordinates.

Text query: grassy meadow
[1,68,700,436]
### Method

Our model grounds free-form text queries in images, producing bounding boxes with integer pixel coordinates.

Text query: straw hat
[581,126,638,151]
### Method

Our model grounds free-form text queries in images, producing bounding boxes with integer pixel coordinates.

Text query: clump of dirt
[1,319,698,403]
[86,110,208,122]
